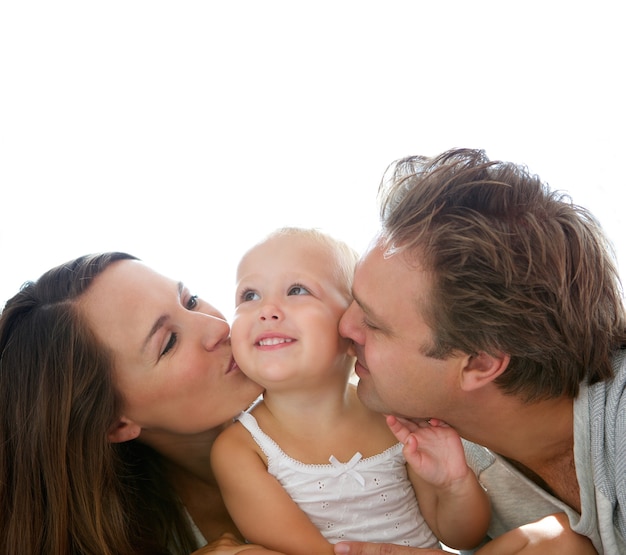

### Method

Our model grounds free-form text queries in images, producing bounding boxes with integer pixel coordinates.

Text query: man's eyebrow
[352,290,371,315]
[352,289,391,334]
[142,282,184,351]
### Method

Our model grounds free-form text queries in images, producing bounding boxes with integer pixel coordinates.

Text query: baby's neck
[261,376,352,420]
[254,385,396,464]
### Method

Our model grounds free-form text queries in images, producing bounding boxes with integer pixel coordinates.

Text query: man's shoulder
[613,348,626,378]
[587,348,626,408]
[462,439,497,474]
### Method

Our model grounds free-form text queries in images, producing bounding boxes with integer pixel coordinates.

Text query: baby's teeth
[259,338,293,346]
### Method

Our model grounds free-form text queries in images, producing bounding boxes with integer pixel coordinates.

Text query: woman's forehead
[78,260,178,344]
[89,260,176,297]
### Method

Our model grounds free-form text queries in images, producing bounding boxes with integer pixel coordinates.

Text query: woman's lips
[226,358,239,374]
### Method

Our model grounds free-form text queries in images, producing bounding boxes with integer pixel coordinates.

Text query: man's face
[339,239,469,420]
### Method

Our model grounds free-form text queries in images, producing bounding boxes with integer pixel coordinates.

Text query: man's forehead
[355,240,431,307]
[356,238,392,274]
[352,244,388,310]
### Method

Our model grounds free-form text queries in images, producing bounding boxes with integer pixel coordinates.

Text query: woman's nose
[202,314,231,350]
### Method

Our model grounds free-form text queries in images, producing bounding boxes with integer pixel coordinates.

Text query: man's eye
[241,290,260,302]
[288,285,310,296]
[362,319,379,331]
[186,295,198,310]
[161,333,178,357]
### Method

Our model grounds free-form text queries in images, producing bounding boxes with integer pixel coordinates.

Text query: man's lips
[354,359,369,376]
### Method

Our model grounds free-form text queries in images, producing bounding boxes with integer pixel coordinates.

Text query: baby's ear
[107,416,141,443]
[460,351,510,392]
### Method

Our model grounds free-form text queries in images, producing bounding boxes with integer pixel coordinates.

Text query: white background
[1,1,624,316]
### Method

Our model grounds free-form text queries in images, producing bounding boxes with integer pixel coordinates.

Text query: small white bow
[329,452,365,486]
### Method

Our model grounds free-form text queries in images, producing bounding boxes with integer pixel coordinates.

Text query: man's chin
[355,381,387,413]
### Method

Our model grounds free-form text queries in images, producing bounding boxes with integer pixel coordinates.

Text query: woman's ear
[107,416,141,443]
[460,351,510,392]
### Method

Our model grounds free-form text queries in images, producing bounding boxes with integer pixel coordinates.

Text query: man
[335,149,626,554]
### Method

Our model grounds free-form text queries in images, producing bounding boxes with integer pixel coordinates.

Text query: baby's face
[231,234,353,387]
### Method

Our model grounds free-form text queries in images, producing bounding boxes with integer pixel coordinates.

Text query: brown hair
[378,148,626,402]
[0,253,197,554]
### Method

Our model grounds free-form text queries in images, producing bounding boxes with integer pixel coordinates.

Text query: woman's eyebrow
[143,314,169,352]
[142,282,184,351]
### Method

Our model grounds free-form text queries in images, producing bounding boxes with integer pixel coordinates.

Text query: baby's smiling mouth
[257,337,294,346]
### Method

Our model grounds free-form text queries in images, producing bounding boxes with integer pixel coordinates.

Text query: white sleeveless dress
[237,410,439,547]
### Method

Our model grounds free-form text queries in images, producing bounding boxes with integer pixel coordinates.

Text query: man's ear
[107,416,141,443]
[460,351,510,392]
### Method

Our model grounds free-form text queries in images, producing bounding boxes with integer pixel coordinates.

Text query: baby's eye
[288,285,310,296]
[241,290,260,302]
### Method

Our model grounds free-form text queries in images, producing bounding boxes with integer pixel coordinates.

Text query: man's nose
[339,300,361,342]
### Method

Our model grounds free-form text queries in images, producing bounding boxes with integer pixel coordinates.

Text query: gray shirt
[463,350,626,554]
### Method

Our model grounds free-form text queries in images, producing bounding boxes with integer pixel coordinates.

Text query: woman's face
[79,260,262,437]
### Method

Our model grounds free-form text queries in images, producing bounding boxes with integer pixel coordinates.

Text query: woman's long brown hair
[0,253,198,554]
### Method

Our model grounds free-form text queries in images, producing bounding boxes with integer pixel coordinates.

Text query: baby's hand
[385,414,426,440]
[386,415,468,488]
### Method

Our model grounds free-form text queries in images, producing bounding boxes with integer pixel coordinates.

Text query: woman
[0,252,281,555]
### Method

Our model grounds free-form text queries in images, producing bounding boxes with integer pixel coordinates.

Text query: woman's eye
[242,290,260,302]
[186,295,199,310]
[161,333,178,357]
[288,285,310,296]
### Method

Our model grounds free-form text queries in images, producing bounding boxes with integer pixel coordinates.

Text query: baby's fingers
[386,415,411,443]
[425,418,449,428]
